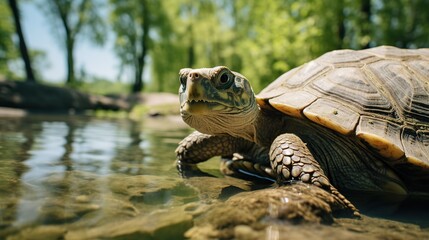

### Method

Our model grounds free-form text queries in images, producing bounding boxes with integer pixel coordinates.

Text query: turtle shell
[257,46,429,177]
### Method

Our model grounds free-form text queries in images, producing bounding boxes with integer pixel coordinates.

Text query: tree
[0,0,17,78]
[8,0,36,82]
[40,0,106,85]
[147,0,224,92]
[110,0,169,93]
[373,0,429,48]
[359,0,372,48]
[109,0,429,93]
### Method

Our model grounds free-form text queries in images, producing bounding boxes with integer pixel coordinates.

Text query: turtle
[175,46,429,217]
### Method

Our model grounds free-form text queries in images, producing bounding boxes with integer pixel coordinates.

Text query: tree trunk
[66,37,75,84]
[360,0,371,49]
[187,24,195,68]
[337,1,346,49]
[52,1,76,85]
[132,0,149,93]
[132,60,143,92]
[8,0,36,82]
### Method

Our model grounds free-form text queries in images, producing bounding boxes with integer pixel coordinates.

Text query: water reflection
[0,115,197,231]
[2,115,428,239]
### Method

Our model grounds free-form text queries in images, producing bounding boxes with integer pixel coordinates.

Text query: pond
[0,114,428,239]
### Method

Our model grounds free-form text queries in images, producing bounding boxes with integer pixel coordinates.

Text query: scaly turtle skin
[176,46,429,217]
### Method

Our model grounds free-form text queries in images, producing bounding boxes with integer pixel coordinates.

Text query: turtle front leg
[270,133,360,217]
[176,131,250,163]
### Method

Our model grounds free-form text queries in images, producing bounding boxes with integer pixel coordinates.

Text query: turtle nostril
[189,72,199,79]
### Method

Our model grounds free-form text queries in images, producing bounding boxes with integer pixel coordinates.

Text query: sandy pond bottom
[0,115,428,240]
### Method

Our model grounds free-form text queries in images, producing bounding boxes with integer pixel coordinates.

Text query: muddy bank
[0,80,129,113]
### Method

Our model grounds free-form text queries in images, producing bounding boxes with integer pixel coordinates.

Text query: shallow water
[0,114,428,239]
[0,115,205,237]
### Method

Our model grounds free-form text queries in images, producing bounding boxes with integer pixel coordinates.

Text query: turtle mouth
[181,99,227,114]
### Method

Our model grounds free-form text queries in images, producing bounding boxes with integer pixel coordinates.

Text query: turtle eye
[220,73,229,84]
[217,71,233,89]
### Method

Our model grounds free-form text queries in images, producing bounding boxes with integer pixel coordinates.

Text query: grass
[73,79,130,95]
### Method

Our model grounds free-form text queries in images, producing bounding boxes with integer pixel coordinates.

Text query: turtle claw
[329,185,361,218]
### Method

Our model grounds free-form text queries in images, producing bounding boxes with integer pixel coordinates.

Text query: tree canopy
[1,0,429,93]
[39,0,106,85]
[109,0,169,92]
[144,0,429,93]
[8,0,36,82]
[0,0,17,78]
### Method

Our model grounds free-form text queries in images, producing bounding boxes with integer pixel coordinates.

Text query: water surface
[0,114,215,238]
[0,114,428,239]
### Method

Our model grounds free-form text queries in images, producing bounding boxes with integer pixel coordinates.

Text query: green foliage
[372,0,429,48]
[29,49,49,81]
[145,0,348,92]
[38,0,107,84]
[74,77,130,95]
[109,0,170,92]
[40,0,107,46]
[144,0,429,93]
[0,1,18,78]
[4,0,429,94]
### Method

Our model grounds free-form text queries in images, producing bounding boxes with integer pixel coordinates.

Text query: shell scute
[303,98,360,135]
[258,46,429,170]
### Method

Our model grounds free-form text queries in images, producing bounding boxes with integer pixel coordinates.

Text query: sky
[21,3,120,83]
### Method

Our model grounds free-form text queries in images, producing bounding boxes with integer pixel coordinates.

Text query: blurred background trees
[1,0,429,94]
[110,0,169,93]
[8,0,36,82]
[38,0,107,85]
[0,0,18,78]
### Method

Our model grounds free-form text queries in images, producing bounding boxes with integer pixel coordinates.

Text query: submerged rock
[108,174,181,197]
[5,226,67,240]
[185,182,429,240]
[184,176,252,201]
[186,182,346,239]
[3,170,429,240]
[65,207,193,240]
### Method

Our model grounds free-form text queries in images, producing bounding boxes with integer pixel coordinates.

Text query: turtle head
[179,66,258,138]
